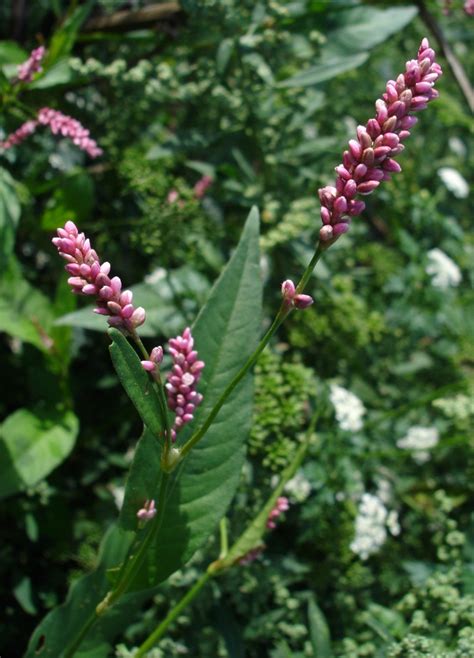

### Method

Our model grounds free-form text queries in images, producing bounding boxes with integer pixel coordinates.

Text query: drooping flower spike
[1,108,102,158]
[16,46,45,83]
[52,221,146,332]
[166,327,205,442]
[318,38,442,245]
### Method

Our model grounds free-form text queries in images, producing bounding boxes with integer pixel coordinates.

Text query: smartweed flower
[52,221,146,332]
[319,38,442,245]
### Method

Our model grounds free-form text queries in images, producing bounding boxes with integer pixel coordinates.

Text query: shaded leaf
[0,408,78,500]
[277,52,368,88]
[0,166,21,267]
[108,329,164,438]
[308,596,332,658]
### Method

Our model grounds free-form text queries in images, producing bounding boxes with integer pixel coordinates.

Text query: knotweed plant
[23,39,442,657]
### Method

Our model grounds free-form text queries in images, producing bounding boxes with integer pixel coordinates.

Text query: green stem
[134,571,212,657]
[219,518,229,559]
[179,244,323,460]
[105,473,170,608]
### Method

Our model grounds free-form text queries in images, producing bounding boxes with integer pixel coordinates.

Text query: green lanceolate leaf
[108,329,164,438]
[24,207,262,656]
[0,167,21,267]
[122,206,263,588]
[308,596,333,658]
[0,407,78,500]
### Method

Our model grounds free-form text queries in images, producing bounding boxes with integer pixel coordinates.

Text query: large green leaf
[0,408,78,500]
[0,167,21,267]
[277,52,368,88]
[321,6,418,58]
[121,206,262,587]
[24,207,262,655]
[308,596,332,658]
[0,258,55,351]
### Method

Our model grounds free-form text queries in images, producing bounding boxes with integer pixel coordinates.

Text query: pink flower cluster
[465,0,474,14]
[38,108,103,158]
[318,38,442,244]
[52,221,146,332]
[0,120,37,150]
[281,279,313,310]
[141,346,164,373]
[16,46,45,83]
[266,496,290,530]
[166,328,205,441]
[0,108,102,158]
[136,499,156,522]
[193,175,213,199]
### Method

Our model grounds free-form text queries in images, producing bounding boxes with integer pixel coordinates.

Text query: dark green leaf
[0,258,55,351]
[108,329,164,438]
[41,170,95,229]
[121,206,262,590]
[308,596,332,658]
[0,40,27,66]
[0,166,21,267]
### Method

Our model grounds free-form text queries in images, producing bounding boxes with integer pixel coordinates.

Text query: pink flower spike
[193,175,213,199]
[37,107,102,158]
[317,38,442,247]
[52,222,147,334]
[16,46,46,83]
[136,499,156,522]
[166,328,204,441]
[266,497,290,530]
[0,120,38,151]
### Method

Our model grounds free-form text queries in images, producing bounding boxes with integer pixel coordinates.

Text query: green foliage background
[0,0,472,656]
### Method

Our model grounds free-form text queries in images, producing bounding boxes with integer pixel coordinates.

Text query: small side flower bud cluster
[318,38,442,244]
[38,108,103,158]
[166,328,205,441]
[238,545,265,566]
[16,46,45,83]
[0,120,38,151]
[141,346,164,373]
[52,221,146,332]
[136,499,156,522]
[281,280,314,309]
[266,496,290,529]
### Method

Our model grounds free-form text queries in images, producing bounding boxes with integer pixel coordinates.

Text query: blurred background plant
[0,0,472,656]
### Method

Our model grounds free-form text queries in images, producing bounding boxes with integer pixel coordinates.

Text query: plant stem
[179,244,323,460]
[105,473,171,607]
[134,571,212,657]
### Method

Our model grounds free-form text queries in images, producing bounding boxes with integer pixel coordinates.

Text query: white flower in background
[397,426,440,464]
[350,493,388,560]
[386,510,401,536]
[330,384,366,432]
[437,167,469,198]
[110,485,125,510]
[284,471,312,502]
[426,249,462,289]
[376,478,393,504]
